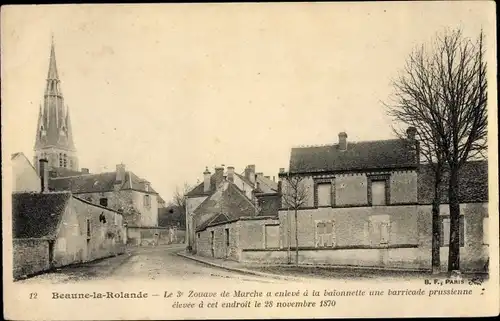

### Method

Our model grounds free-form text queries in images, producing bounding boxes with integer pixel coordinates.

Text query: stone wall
[13,239,50,280]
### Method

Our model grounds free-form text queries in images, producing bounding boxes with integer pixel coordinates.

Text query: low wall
[127,227,185,246]
[13,239,50,279]
[241,246,425,270]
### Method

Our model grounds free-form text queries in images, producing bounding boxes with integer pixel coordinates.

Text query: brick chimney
[116,163,126,183]
[203,167,211,192]
[227,166,235,182]
[406,126,417,141]
[279,168,285,174]
[214,166,224,188]
[338,132,348,151]
[39,158,49,193]
[245,164,256,184]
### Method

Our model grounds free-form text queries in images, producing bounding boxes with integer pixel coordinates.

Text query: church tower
[33,37,79,172]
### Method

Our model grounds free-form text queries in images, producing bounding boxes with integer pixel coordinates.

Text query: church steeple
[34,36,78,172]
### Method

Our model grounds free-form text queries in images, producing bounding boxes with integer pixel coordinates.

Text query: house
[242,130,488,273]
[48,163,162,245]
[11,152,41,193]
[12,162,126,280]
[185,164,280,253]
[194,178,280,261]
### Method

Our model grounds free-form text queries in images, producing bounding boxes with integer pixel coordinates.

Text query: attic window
[100,198,108,207]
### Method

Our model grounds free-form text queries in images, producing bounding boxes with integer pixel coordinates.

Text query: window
[483,217,489,245]
[197,233,200,239]
[316,220,336,247]
[225,228,230,247]
[367,216,391,245]
[371,180,386,206]
[440,216,465,247]
[100,198,108,207]
[144,195,151,208]
[63,154,67,168]
[86,219,91,239]
[69,159,73,169]
[317,183,332,207]
[265,225,280,248]
[59,153,63,167]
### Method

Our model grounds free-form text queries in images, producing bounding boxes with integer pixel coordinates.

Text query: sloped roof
[12,192,71,239]
[49,171,158,194]
[186,171,224,197]
[195,183,257,232]
[418,160,488,204]
[255,175,279,194]
[289,139,418,173]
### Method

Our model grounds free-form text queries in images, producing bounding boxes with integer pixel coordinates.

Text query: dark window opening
[225,228,230,246]
[100,198,108,207]
[87,219,91,238]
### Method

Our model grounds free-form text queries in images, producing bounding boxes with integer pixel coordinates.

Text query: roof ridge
[292,138,401,149]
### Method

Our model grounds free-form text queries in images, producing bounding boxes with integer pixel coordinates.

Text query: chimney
[227,166,235,182]
[406,126,417,141]
[273,176,276,182]
[116,163,126,183]
[39,159,49,193]
[279,168,285,174]
[81,168,89,174]
[245,164,256,183]
[214,166,224,188]
[203,167,211,192]
[256,172,263,177]
[338,132,348,151]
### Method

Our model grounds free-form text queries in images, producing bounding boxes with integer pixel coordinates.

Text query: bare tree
[385,28,487,272]
[172,183,191,217]
[282,172,309,266]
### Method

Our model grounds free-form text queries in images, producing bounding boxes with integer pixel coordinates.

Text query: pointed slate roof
[34,38,76,152]
[12,192,71,239]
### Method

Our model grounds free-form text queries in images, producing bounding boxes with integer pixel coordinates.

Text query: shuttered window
[440,216,465,247]
[316,221,336,247]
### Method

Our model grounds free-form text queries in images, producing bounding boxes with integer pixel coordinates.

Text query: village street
[17,244,285,284]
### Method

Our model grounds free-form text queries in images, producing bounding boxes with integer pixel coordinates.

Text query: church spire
[34,36,78,172]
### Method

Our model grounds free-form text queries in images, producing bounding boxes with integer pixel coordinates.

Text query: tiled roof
[255,175,279,194]
[49,167,85,178]
[186,171,224,197]
[195,183,257,232]
[418,160,488,204]
[289,139,418,173]
[12,192,71,239]
[49,171,158,194]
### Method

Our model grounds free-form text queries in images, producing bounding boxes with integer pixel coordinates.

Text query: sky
[1,2,494,202]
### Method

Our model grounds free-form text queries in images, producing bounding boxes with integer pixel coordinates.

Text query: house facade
[48,163,160,245]
[242,130,488,272]
[12,190,126,280]
[186,164,280,254]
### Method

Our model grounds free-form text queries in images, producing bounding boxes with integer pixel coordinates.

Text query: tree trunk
[431,170,442,274]
[448,167,461,272]
[295,209,299,266]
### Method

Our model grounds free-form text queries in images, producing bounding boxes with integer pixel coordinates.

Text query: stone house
[244,130,489,272]
[12,190,126,280]
[194,179,281,261]
[48,163,161,245]
[11,152,41,193]
[185,164,280,253]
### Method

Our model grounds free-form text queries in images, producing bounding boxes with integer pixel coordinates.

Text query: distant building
[245,130,489,272]
[11,152,41,193]
[185,164,281,254]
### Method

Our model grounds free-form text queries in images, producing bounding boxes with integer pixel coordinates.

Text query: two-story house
[242,129,488,272]
[48,163,163,245]
[185,164,280,253]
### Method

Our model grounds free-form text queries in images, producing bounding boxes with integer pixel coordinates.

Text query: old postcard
[2,2,498,320]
